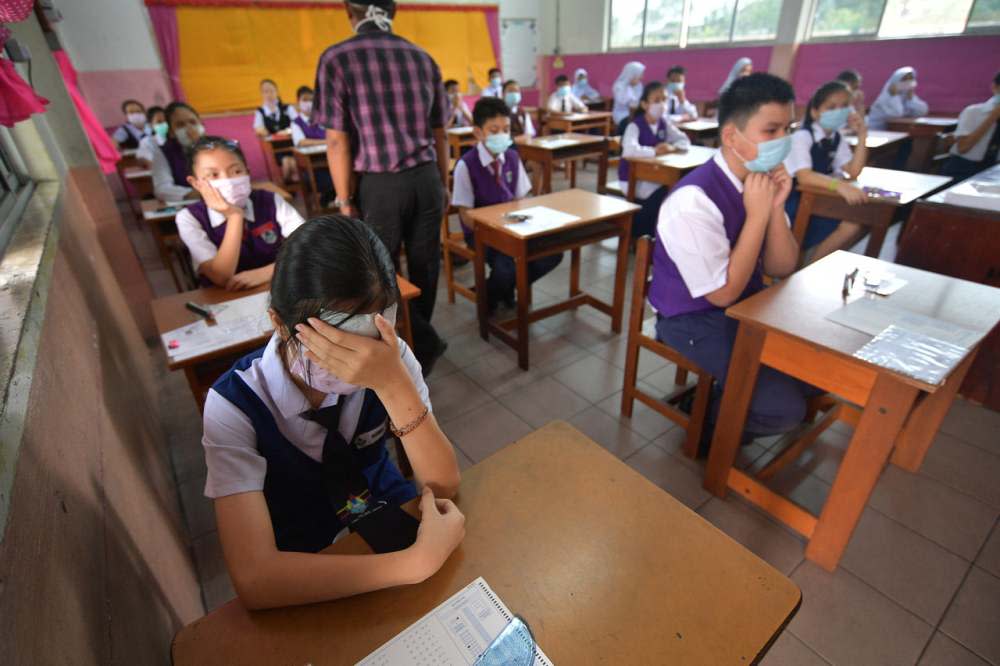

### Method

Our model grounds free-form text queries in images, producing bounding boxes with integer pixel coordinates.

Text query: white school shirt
[481,82,503,98]
[448,98,473,127]
[290,121,326,147]
[666,94,698,123]
[202,333,431,499]
[112,122,149,145]
[151,140,194,202]
[451,143,533,209]
[135,134,166,163]
[621,117,692,200]
[783,125,853,178]
[252,103,298,132]
[612,82,643,125]
[656,151,788,300]
[867,92,929,130]
[511,106,536,138]
[176,192,306,271]
[949,98,1000,162]
[546,90,588,114]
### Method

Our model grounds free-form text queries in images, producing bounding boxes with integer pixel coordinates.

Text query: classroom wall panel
[0,168,203,663]
[77,69,174,132]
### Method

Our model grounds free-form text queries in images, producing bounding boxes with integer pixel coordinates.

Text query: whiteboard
[500,18,537,88]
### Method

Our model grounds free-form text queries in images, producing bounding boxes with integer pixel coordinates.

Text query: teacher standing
[312,0,450,374]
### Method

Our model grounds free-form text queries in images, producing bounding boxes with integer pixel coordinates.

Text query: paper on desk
[942,178,1000,212]
[853,324,966,385]
[357,577,553,666]
[504,206,581,237]
[161,292,272,362]
[825,298,981,349]
[536,137,578,149]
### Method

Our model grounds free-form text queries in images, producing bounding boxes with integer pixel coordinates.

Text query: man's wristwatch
[333,197,353,210]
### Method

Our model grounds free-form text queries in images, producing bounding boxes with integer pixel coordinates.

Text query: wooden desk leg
[183,367,208,413]
[806,374,919,570]
[399,298,415,349]
[891,351,976,472]
[569,160,577,188]
[703,324,767,496]
[597,149,609,195]
[474,234,490,341]
[515,248,531,370]
[569,248,581,297]
[862,209,892,258]
[610,217,631,333]
[792,192,813,255]
[542,157,553,194]
[627,170,638,202]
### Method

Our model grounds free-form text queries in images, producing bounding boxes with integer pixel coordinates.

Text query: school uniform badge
[253,221,279,245]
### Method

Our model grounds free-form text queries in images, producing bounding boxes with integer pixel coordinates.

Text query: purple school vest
[458,146,521,241]
[160,138,189,186]
[618,115,668,183]
[293,116,325,140]
[649,158,765,318]
[185,190,282,286]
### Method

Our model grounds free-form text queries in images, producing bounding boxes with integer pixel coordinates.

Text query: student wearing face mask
[290,86,334,203]
[135,105,167,166]
[572,68,601,103]
[620,81,691,237]
[784,81,870,262]
[482,67,504,98]
[547,74,588,114]
[444,79,473,128]
[176,136,305,290]
[867,66,928,130]
[612,61,646,130]
[836,69,866,117]
[503,79,535,138]
[254,78,299,184]
[112,99,150,150]
[942,71,1000,180]
[652,73,815,455]
[201,215,463,609]
[665,66,698,123]
[451,97,562,313]
[151,101,206,201]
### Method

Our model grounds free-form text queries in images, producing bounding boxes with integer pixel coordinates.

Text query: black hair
[121,99,144,114]
[489,67,501,77]
[836,69,860,86]
[260,78,277,89]
[666,65,686,79]
[270,215,399,347]
[146,105,165,122]
[502,79,519,93]
[164,101,200,128]
[473,96,511,127]
[994,71,1000,86]
[718,72,795,129]
[187,135,246,173]
[633,81,664,119]
[803,80,850,129]
[296,85,313,99]
[444,79,459,89]
[555,74,569,85]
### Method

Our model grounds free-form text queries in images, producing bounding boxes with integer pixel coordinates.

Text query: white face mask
[175,123,205,148]
[127,112,146,127]
[208,174,252,207]
[896,79,916,93]
[299,100,313,116]
[647,101,666,119]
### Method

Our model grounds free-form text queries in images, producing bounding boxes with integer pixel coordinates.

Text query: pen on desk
[185,301,214,320]
[842,268,859,299]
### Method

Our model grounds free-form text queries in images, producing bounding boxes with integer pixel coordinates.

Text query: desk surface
[446,126,476,135]
[726,251,1000,390]
[467,188,639,238]
[628,145,717,171]
[678,119,719,132]
[264,130,292,143]
[293,144,327,156]
[801,166,950,205]
[888,116,960,129]
[171,420,801,666]
[845,130,910,149]
[515,132,607,150]
[924,162,1000,211]
[548,111,613,121]
[140,198,196,221]
[124,167,152,179]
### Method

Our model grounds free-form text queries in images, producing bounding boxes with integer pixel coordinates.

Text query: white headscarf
[877,66,917,99]
[614,62,646,90]
[572,67,599,99]
[719,57,752,96]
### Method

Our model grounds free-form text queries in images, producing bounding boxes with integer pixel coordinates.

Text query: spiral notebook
[357,578,553,666]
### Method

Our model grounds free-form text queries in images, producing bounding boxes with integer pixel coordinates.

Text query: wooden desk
[259,131,293,185]
[585,98,612,112]
[446,126,476,159]
[467,189,639,369]
[140,199,199,291]
[624,145,716,201]
[123,166,154,199]
[791,166,951,259]
[543,110,613,136]
[897,163,1000,409]
[153,277,422,409]
[292,144,328,217]
[886,116,959,172]
[171,421,801,666]
[515,133,610,195]
[678,119,719,146]
[845,130,910,166]
[703,251,1000,570]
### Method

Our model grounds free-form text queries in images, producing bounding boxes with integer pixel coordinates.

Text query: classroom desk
[292,144,328,217]
[885,116,959,172]
[170,420,801,666]
[514,133,610,195]
[446,126,477,159]
[153,276,421,409]
[543,110,613,136]
[624,145,717,202]
[703,251,1000,571]
[258,130,293,184]
[677,119,719,146]
[140,199,199,291]
[790,166,951,260]
[123,166,154,200]
[585,98,612,112]
[845,130,910,165]
[897,163,1000,410]
[467,189,639,369]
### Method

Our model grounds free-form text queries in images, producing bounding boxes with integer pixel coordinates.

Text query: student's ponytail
[804,81,850,130]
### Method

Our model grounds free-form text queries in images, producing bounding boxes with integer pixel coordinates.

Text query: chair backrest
[629,235,655,330]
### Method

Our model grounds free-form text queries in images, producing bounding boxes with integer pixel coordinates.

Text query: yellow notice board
[176,5,498,114]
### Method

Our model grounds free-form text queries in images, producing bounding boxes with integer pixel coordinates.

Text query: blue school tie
[305,402,373,525]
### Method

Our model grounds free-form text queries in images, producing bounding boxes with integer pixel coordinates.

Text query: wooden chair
[258,135,304,200]
[441,206,476,304]
[621,236,714,457]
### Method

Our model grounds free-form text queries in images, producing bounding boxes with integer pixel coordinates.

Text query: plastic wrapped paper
[473,616,538,666]
[853,324,967,385]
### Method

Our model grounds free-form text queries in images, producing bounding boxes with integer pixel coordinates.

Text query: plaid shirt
[313,25,446,174]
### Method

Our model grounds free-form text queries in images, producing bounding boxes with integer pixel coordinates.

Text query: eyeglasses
[197,138,240,150]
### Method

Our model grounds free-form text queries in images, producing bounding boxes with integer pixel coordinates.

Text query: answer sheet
[504,206,581,237]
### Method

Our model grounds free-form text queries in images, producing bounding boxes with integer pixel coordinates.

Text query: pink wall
[200,113,270,181]
[541,46,774,104]
[790,35,1000,114]
[77,69,173,128]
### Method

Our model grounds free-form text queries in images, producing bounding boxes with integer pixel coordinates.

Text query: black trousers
[357,162,445,366]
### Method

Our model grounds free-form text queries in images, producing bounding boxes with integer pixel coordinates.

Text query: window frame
[0,131,36,259]
[804,0,1000,43]
[607,0,782,51]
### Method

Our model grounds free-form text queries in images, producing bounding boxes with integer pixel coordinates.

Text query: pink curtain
[53,50,120,173]
[485,7,500,70]
[147,5,185,101]
[0,27,49,127]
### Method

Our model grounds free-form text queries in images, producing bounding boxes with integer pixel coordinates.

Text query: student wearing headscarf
[718,57,752,97]
[572,68,601,103]
[612,61,646,130]
[867,66,928,130]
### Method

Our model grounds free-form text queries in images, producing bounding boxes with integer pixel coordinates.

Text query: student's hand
[189,178,242,218]
[743,172,776,225]
[654,142,674,156]
[680,113,695,123]
[295,312,409,394]
[676,89,688,104]
[410,486,465,580]
[847,112,867,137]
[837,182,868,206]
[226,266,270,291]
[769,164,793,211]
